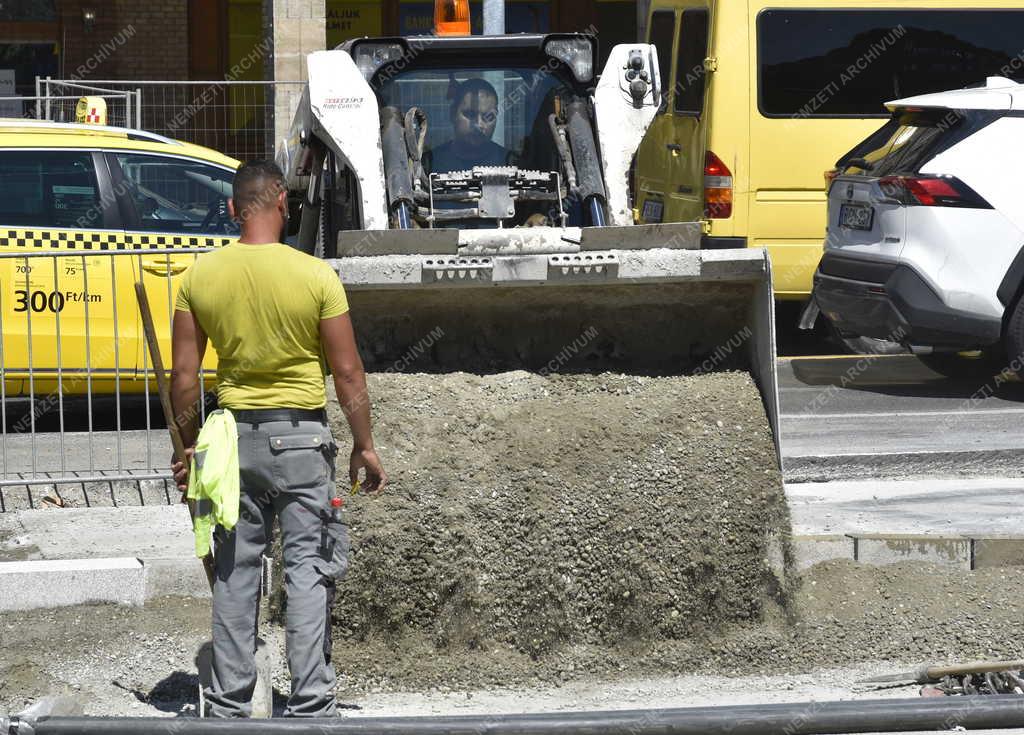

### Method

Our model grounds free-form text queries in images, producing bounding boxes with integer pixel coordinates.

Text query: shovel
[135,281,273,718]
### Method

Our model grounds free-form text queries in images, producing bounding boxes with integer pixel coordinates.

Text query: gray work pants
[205,418,348,718]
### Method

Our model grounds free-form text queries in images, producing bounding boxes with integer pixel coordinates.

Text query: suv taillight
[704,151,732,219]
[824,168,839,190]
[877,175,991,209]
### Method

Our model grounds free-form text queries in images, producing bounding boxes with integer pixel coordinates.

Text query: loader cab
[341,33,599,230]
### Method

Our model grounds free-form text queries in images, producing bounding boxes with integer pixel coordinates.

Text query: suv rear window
[759,9,1024,117]
[837,109,990,177]
[0,150,102,228]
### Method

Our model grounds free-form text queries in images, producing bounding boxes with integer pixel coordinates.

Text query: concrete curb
[791,534,1024,571]
[0,557,145,611]
[784,449,1024,483]
[144,557,212,600]
[0,556,210,611]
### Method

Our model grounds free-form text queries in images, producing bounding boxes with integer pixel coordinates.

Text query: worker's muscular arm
[320,313,387,495]
[170,309,208,494]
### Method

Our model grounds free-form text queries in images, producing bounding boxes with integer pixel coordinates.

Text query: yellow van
[0,121,239,396]
[634,1,1024,300]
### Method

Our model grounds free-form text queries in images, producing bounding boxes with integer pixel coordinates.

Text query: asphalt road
[779,354,1024,482]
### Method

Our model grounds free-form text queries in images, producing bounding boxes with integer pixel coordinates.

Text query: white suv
[811,77,1024,369]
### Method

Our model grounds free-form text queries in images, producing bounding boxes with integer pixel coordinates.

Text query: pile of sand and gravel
[311,369,792,688]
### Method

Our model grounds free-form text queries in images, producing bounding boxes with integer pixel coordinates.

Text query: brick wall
[58,0,189,81]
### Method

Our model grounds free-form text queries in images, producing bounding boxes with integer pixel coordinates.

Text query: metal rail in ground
[4,696,1024,734]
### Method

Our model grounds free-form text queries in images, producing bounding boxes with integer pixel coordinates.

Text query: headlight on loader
[352,42,406,81]
[544,36,595,83]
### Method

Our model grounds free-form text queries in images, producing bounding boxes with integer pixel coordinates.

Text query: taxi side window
[114,154,238,236]
[0,150,102,229]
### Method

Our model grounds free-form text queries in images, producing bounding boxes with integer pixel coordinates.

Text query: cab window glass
[759,10,1024,117]
[0,150,102,228]
[648,11,676,110]
[115,154,238,236]
[674,8,709,115]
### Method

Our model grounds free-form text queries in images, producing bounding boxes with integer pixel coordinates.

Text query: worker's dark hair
[449,78,499,120]
[232,159,286,219]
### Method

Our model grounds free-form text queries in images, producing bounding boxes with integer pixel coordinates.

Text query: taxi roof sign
[75,96,107,125]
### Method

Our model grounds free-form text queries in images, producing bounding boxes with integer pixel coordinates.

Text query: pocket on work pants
[268,430,330,491]
[315,514,350,581]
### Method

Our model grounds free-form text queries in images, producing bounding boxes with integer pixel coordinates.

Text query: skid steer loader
[277,26,780,452]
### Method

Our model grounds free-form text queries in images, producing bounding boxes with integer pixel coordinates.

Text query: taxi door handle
[666,143,682,153]
[141,259,189,276]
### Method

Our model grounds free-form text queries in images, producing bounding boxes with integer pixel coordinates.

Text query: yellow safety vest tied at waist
[187,409,239,557]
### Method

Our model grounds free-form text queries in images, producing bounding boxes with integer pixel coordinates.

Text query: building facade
[2,0,647,91]
[1,0,649,157]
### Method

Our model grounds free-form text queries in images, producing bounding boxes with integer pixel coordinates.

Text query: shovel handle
[135,282,216,591]
[925,660,1024,681]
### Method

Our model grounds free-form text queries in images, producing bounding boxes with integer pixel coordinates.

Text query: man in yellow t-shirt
[170,160,386,718]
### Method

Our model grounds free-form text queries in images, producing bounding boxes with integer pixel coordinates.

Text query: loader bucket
[331,223,779,459]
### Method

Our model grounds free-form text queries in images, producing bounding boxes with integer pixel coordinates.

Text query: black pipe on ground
[13,696,1024,735]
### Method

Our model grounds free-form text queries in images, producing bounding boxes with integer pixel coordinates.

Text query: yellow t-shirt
[175,242,349,409]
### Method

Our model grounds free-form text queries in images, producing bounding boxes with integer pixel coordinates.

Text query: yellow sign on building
[326,1,383,48]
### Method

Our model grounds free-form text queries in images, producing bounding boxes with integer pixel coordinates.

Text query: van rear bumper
[813,253,1001,349]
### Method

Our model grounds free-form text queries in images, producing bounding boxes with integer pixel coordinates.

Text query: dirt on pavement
[3,562,1024,715]
[3,369,1023,714]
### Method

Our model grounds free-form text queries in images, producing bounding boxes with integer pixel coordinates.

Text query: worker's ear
[227,197,239,221]
[277,190,289,242]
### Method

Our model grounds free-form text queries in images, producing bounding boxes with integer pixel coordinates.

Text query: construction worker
[170,159,387,718]
[427,78,509,173]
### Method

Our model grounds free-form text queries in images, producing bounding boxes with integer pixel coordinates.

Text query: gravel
[3,562,1024,716]
[3,369,1020,714]
[315,370,785,691]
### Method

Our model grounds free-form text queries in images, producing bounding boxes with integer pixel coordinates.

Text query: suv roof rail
[0,120,183,145]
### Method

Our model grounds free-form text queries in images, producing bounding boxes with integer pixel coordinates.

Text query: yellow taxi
[634,0,1024,300]
[0,120,240,396]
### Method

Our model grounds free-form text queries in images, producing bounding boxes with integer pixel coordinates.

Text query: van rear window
[758,9,1024,117]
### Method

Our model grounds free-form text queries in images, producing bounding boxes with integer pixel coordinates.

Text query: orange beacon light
[435,0,470,35]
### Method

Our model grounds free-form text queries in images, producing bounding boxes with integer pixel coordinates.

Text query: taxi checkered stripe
[1,230,234,250]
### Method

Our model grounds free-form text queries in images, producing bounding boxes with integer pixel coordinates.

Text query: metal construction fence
[36,78,305,161]
[3,91,138,128]
[0,249,215,511]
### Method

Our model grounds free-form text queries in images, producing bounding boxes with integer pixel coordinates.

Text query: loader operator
[170,160,387,718]
[427,77,510,173]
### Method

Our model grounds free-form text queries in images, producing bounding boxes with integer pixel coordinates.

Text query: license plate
[839,202,873,230]
[641,199,664,223]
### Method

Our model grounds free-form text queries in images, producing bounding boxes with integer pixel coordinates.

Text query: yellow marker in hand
[350,479,361,496]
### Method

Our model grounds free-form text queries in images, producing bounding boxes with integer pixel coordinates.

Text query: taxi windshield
[376,67,575,175]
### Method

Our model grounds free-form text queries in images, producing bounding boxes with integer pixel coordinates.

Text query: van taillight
[704,151,732,219]
[824,168,839,190]
[877,175,991,209]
